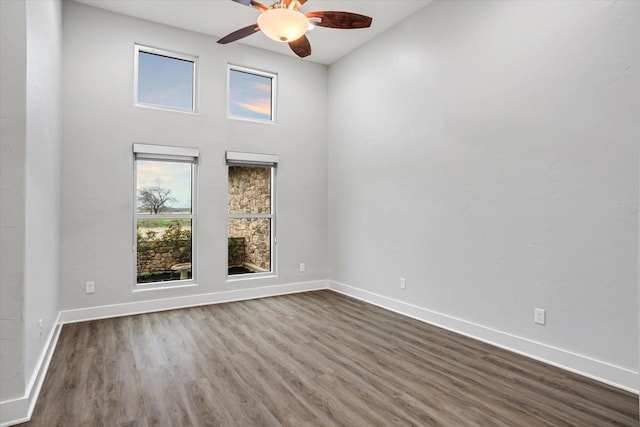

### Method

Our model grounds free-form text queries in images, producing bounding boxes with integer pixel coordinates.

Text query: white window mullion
[228,213,272,220]
[137,214,194,220]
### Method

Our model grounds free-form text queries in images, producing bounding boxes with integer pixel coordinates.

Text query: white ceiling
[73,0,432,65]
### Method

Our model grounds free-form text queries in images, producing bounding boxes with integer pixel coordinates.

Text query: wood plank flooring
[20,290,638,426]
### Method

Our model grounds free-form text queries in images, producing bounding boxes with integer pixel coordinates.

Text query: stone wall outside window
[228,166,271,270]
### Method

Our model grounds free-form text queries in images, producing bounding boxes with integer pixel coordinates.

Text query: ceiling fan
[217,0,373,58]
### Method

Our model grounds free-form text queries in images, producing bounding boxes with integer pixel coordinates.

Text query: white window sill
[133,280,199,292]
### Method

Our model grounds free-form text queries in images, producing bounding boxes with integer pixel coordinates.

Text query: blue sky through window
[229,69,273,121]
[137,160,192,213]
[138,51,194,110]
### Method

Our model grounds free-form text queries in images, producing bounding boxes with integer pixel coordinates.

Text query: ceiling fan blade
[231,0,268,12]
[305,11,372,29]
[288,35,311,58]
[217,24,260,44]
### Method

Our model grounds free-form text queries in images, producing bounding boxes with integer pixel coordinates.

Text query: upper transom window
[135,45,198,112]
[228,64,277,123]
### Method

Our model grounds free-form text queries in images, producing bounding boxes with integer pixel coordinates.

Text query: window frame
[133,144,199,291]
[227,64,278,124]
[134,44,199,113]
[226,151,278,281]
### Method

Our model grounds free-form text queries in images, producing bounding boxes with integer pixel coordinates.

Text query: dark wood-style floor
[20,290,637,426]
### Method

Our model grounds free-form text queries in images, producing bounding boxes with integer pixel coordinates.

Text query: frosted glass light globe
[257,8,308,42]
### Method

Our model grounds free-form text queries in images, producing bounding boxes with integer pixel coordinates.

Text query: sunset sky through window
[229,69,273,121]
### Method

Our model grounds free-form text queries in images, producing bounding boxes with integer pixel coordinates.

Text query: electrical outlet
[299,263,305,273]
[534,308,546,325]
[85,281,95,294]
[38,319,43,337]
[400,278,406,290]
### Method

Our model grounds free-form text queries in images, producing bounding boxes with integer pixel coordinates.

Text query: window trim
[226,152,278,281]
[227,64,278,124]
[134,44,199,113]
[133,144,199,291]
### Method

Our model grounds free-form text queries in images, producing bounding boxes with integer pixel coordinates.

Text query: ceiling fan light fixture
[257,8,308,42]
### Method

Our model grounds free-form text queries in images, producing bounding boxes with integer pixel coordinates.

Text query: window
[226,151,278,278]
[134,144,198,288]
[134,45,198,112]
[228,64,277,122]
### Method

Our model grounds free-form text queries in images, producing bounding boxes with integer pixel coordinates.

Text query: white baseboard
[59,280,329,324]
[1,313,62,427]
[328,280,639,394]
